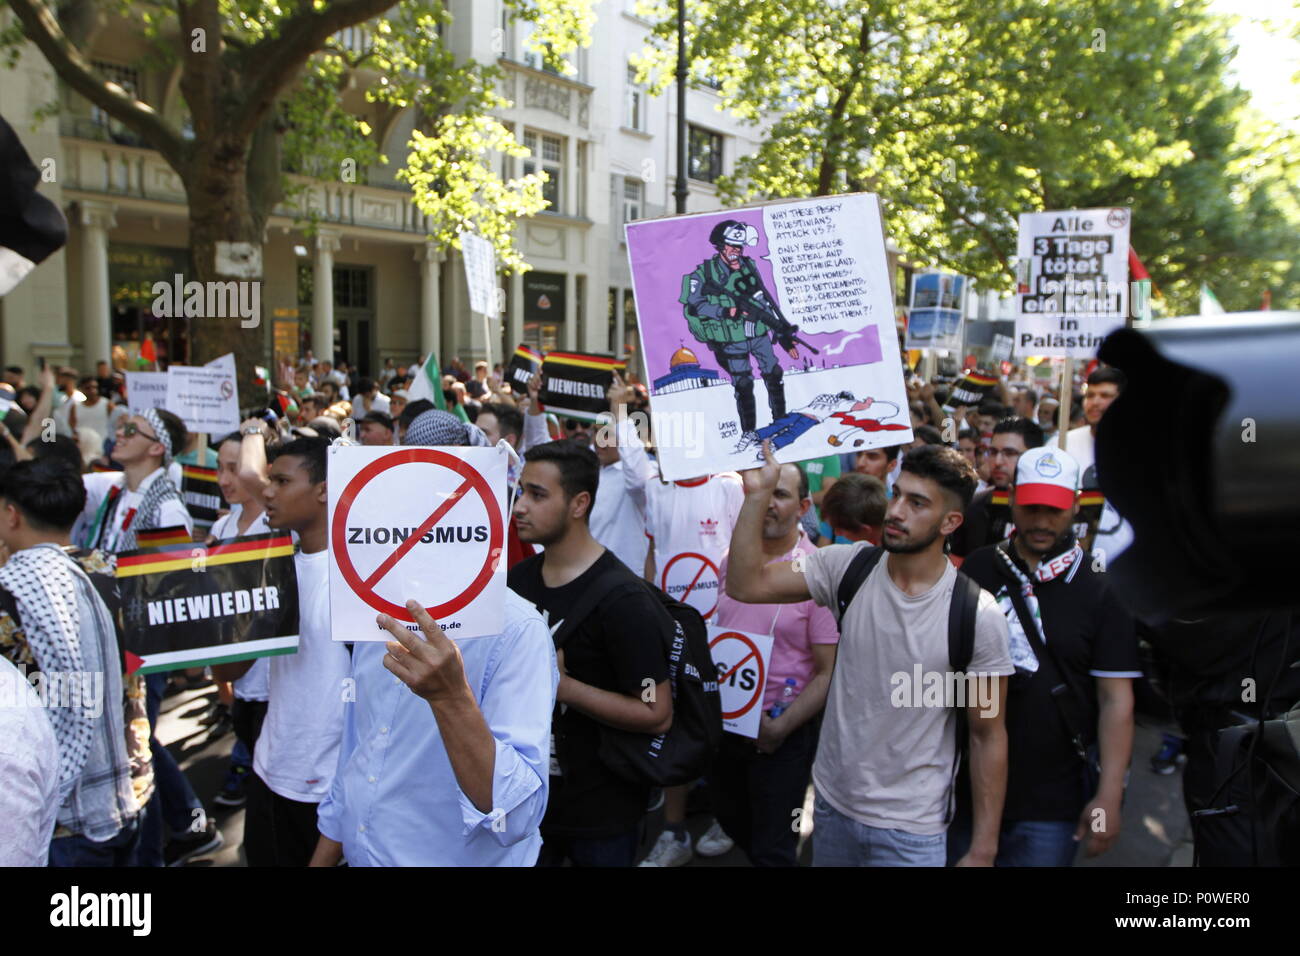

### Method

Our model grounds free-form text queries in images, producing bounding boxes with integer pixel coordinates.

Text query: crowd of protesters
[0,346,1291,868]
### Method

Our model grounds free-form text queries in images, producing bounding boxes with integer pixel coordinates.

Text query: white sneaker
[638,829,693,867]
[695,820,735,858]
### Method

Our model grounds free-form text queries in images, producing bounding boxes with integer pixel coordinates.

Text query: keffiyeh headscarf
[138,407,174,463]
[403,409,490,448]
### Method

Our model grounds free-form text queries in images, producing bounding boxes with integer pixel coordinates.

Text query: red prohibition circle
[707,630,766,720]
[661,551,721,620]
[331,448,505,622]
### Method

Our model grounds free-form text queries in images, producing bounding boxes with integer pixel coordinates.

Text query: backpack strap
[948,570,980,673]
[835,545,884,629]
[550,568,645,650]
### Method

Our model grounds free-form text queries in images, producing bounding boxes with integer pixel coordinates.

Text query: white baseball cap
[1014,445,1080,510]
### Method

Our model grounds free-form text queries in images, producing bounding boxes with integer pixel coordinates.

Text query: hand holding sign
[740,440,782,498]
[380,600,470,705]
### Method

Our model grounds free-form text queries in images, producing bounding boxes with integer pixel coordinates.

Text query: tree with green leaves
[2,0,593,394]
[635,0,1298,311]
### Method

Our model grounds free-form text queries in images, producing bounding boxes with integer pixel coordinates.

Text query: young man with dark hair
[950,416,1045,558]
[0,457,153,866]
[353,376,389,417]
[477,403,524,450]
[1066,366,1126,473]
[508,440,675,867]
[854,442,903,493]
[215,436,349,866]
[727,443,1013,866]
[951,446,1138,866]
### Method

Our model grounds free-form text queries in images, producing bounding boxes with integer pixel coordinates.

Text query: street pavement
[156,682,1192,867]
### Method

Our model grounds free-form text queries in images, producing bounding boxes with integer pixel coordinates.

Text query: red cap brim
[1015,482,1076,510]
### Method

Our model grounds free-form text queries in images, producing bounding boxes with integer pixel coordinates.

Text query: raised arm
[725,441,812,605]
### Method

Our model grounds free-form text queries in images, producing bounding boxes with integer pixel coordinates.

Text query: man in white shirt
[214,435,349,867]
[352,377,390,417]
[79,409,193,553]
[590,373,653,574]
[0,654,61,865]
[1064,367,1126,473]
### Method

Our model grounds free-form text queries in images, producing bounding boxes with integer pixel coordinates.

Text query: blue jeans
[536,826,642,867]
[995,820,1078,867]
[49,816,141,867]
[811,793,947,867]
[135,673,205,866]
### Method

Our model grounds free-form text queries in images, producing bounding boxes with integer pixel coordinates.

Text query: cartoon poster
[625,194,912,481]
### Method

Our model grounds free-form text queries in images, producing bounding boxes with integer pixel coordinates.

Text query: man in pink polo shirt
[703,462,839,866]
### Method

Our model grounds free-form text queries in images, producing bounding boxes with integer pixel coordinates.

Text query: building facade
[0,0,799,385]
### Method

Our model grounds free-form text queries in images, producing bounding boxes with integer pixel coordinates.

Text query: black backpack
[519,555,723,788]
[834,544,981,822]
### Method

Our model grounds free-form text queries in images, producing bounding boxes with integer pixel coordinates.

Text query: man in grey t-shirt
[727,442,1013,866]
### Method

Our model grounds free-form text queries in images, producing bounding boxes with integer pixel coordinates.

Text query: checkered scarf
[0,544,128,837]
[95,468,186,554]
[403,409,490,448]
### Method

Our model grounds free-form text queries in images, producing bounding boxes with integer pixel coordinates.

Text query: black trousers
[232,697,268,758]
[244,772,322,867]
[708,717,820,866]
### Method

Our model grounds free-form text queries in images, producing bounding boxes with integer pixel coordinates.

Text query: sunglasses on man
[116,421,159,441]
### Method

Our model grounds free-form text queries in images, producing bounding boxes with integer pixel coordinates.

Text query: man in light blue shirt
[310,590,558,867]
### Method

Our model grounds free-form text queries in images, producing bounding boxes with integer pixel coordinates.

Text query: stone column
[614,287,626,361]
[564,271,577,351]
[78,200,117,368]
[415,243,442,360]
[312,229,341,364]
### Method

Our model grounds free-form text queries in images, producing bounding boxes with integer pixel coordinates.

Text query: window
[622,177,643,226]
[523,130,563,212]
[333,267,371,308]
[90,62,142,141]
[688,125,724,183]
[576,141,587,218]
[625,66,646,130]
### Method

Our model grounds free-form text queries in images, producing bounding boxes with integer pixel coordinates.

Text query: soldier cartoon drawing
[679,220,817,440]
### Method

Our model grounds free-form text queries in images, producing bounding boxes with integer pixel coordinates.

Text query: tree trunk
[185,136,269,415]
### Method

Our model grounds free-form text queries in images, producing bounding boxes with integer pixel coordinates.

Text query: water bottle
[768,678,797,718]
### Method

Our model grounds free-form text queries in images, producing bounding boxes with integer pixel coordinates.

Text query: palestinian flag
[406,351,447,411]
[274,390,299,419]
[117,533,300,674]
[539,351,627,422]
[1128,248,1152,323]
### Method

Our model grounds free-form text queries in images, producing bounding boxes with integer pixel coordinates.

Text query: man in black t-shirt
[507,440,674,867]
[950,445,1141,866]
[950,416,1043,557]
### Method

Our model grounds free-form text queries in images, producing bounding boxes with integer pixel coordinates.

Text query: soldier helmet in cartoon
[709,219,759,250]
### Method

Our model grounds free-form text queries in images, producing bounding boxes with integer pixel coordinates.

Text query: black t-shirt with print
[508,549,672,837]
[960,542,1141,822]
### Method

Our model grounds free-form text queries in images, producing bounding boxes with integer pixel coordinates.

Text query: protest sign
[1015,207,1130,358]
[124,371,169,411]
[506,343,544,394]
[327,444,509,641]
[706,625,775,739]
[626,193,911,481]
[166,353,240,434]
[539,351,626,423]
[460,232,499,317]
[116,533,299,674]
[905,272,966,352]
[180,463,226,529]
[990,333,1014,363]
[947,370,999,408]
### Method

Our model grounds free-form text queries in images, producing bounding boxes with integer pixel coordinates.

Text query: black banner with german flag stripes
[116,533,299,675]
[506,343,544,394]
[539,351,627,422]
[949,370,999,407]
[180,463,226,529]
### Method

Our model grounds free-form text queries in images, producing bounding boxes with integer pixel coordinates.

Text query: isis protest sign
[124,371,169,411]
[116,533,299,674]
[626,193,911,481]
[706,625,775,739]
[905,272,966,352]
[327,444,509,642]
[539,351,626,423]
[506,343,544,394]
[1016,208,1130,358]
[165,353,240,434]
